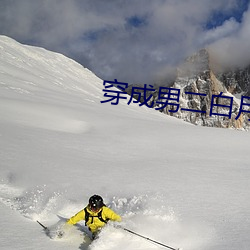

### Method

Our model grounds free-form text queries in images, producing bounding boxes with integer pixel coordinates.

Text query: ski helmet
[89,195,104,210]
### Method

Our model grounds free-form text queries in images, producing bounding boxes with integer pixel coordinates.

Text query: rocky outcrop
[126,49,250,130]
[216,66,250,96]
[157,49,250,129]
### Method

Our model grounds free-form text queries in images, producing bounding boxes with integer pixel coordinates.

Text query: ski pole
[122,227,180,250]
[37,220,48,231]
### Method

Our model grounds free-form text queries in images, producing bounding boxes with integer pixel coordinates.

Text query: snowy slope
[0,36,250,250]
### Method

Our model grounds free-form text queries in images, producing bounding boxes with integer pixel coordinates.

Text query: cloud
[200,18,240,45]
[209,3,250,69]
[0,0,249,84]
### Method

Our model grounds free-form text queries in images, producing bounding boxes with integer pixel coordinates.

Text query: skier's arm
[104,207,122,222]
[67,209,85,225]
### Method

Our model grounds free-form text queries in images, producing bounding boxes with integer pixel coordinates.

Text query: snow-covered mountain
[168,49,250,129]
[217,65,250,96]
[0,36,250,250]
[127,49,250,130]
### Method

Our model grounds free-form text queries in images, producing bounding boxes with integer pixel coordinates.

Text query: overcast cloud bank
[0,0,249,84]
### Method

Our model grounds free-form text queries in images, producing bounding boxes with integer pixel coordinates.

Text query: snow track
[0,181,62,220]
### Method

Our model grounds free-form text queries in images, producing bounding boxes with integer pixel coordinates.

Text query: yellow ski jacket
[67,206,121,233]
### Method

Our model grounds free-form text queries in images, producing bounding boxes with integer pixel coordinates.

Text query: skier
[66,194,121,239]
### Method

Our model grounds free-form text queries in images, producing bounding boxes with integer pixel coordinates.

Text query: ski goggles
[89,204,101,212]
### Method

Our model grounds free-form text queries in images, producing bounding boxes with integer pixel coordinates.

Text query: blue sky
[0,0,249,84]
[206,0,249,28]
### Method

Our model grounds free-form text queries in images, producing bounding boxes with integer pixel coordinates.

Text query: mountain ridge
[127,48,250,130]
